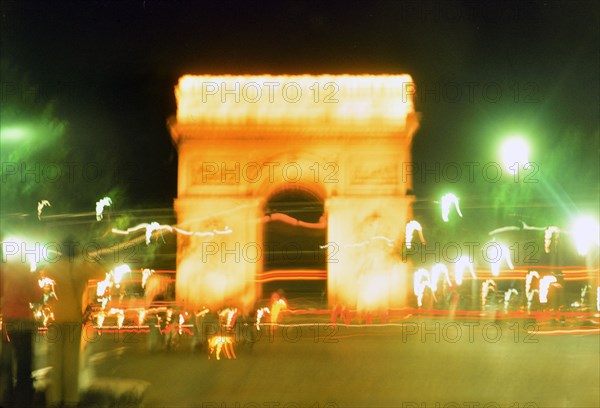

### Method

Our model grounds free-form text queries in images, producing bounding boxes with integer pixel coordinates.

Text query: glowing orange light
[141,269,154,288]
[138,309,146,326]
[97,273,113,304]
[178,313,185,335]
[96,311,106,330]
[256,307,270,331]
[359,274,390,311]
[219,307,238,331]
[208,335,236,360]
[269,296,287,327]
[171,74,418,312]
[38,276,56,291]
[113,264,131,288]
[176,75,414,126]
[264,212,326,229]
[256,269,327,283]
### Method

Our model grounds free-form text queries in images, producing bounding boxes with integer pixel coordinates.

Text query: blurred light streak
[503,288,519,312]
[489,243,514,277]
[263,212,326,229]
[141,269,155,288]
[37,200,51,220]
[530,328,600,336]
[413,269,433,307]
[112,222,232,245]
[544,226,560,254]
[481,279,496,308]
[95,197,112,221]
[207,335,236,360]
[538,275,558,304]
[256,269,327,283]
[430,263,451,292]
[405,220,425,249]
[256,307,270,331]
[441,193,462,222]
[113,264,131,288]
[454,256,475,285]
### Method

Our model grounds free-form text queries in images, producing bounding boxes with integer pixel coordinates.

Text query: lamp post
[498,136,533,311]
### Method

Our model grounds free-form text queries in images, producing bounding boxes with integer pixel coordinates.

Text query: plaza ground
[62,316,600,408]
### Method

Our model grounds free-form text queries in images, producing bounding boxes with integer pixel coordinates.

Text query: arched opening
[262,186,327,300]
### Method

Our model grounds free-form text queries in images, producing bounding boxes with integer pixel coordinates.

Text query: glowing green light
[570,215,600,256]
[0,126,29,141]
[500,136,530,175]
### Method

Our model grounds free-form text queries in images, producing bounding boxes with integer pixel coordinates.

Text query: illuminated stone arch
[169,75,419,312]
[252,151,332,200]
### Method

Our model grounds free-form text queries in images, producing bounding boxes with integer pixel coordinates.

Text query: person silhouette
[42,236,106,408]
[1,245,43,408]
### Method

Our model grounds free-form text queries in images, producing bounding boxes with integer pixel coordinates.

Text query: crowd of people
[1,229,293,406]
[1,232,107,408]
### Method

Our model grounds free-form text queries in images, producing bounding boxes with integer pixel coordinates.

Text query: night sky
[1,0,598,220]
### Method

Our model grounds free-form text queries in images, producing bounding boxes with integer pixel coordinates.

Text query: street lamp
[570,215,600,256]
[0,126,30,142]
[499,136,530,176]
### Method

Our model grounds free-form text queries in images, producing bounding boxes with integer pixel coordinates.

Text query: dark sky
[1,0,598,217]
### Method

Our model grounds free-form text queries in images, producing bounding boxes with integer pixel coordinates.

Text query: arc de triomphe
[169,75,419,313]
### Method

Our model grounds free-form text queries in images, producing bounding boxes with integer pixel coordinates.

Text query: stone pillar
[327,196,413,310]
[174,197,262,312]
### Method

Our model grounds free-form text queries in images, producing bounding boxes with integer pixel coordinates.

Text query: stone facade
[169,75,419,312]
